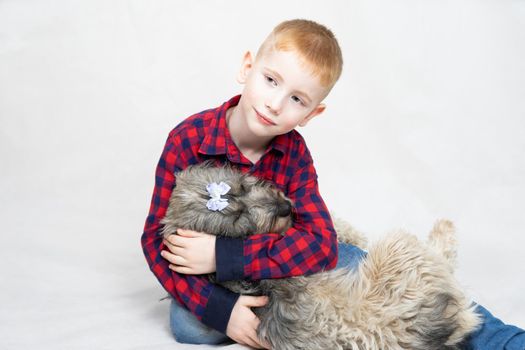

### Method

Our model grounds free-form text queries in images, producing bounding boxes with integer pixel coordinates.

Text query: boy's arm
[141,131,238,333]
[215,147,339,282]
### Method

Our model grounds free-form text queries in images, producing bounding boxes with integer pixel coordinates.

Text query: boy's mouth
[254,108,276,126]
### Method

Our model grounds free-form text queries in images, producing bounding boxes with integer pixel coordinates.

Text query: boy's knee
[336,243,367,270]
[169,299,229,345]
[170,323,229,345]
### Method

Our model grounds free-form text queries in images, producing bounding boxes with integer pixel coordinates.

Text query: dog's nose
[277,201,292,217]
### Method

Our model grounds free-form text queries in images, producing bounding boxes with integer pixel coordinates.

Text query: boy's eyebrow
[264,67,313,104]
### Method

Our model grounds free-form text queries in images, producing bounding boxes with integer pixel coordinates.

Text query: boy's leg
[169,298,231,345]
[463,304,525,350]
[337,243,525,350]
[336,242,367,270]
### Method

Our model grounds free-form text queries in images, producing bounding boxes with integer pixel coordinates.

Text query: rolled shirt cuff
[201,284,240,333]
[215,236,244,282]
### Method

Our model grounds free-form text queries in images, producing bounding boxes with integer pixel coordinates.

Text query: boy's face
[235,49,329,138]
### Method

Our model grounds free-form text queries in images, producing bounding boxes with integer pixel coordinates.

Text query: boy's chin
[248,126,275,138]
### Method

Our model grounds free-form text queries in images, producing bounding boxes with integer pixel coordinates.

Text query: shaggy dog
[160,161,481,350]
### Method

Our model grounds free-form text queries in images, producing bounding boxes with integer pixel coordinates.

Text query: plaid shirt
[141,95,338,333]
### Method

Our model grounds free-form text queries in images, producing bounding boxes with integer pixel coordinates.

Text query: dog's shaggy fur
[161,161,481,350]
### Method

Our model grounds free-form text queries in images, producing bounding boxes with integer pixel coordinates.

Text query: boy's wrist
[215,236,244,282]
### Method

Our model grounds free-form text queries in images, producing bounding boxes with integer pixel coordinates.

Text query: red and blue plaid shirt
[141,95,338,332]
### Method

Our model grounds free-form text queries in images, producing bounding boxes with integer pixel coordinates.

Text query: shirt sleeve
[215,145,339,282]
[141,130,239,333]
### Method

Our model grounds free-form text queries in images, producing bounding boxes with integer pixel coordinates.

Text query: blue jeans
[170,243,525,348]
[169,297,231,345]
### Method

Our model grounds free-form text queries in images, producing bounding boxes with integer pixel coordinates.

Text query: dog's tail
[428,219,457,268]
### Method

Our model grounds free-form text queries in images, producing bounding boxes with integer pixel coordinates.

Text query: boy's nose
[265,96,283,115]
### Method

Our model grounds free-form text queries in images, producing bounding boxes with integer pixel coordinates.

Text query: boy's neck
[226,105,274,163]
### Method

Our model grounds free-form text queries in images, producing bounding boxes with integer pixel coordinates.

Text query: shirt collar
[198,95,288,158]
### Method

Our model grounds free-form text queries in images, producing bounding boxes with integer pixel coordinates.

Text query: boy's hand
[162,229,216,274]
[226,295,271,349]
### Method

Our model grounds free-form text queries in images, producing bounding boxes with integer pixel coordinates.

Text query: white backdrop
[1,0,524,349]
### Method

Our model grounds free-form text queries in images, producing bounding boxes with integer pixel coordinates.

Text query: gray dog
[161,161,480,350]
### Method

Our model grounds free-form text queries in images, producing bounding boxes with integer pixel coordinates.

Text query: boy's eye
[265,75,277,86]
[291,95,304,105]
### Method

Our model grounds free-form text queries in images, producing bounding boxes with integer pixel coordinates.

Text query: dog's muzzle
[277,201,292,217]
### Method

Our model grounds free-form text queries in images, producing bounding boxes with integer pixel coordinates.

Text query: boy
[142,19,525,349]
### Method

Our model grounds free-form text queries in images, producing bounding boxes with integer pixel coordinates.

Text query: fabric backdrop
[1,0,524,349]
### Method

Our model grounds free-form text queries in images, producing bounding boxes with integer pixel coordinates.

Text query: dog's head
[161,161,293,239]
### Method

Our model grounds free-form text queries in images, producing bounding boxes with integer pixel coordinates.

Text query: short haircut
[256,19,343,89]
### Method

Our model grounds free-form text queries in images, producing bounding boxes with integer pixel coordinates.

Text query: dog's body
[161,162,480,350]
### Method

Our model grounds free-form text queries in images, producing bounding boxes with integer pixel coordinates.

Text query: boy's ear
[236,51,253,84]
[299,103,326,127]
